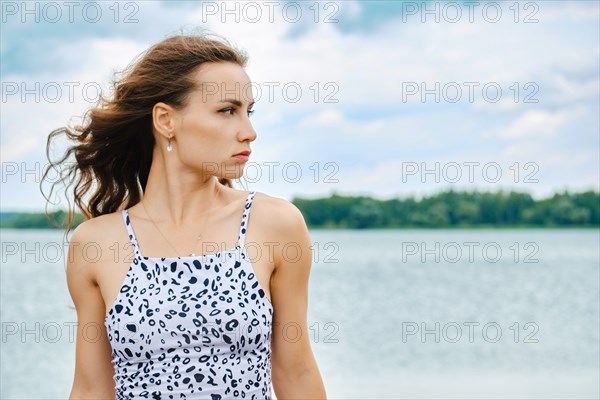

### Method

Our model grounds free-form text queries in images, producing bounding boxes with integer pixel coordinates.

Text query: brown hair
[40,31,249,237]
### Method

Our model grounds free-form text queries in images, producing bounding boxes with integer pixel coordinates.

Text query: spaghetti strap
[122,209,141,258]
[237,191,256,249]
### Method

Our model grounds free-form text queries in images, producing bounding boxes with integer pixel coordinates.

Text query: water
[1,228,599,399]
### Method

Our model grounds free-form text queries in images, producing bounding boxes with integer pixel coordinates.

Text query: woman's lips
[233,150,251,162]
[233,154,249,162]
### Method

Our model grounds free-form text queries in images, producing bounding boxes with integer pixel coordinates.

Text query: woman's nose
[240,119,257,142]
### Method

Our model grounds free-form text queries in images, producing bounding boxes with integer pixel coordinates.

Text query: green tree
[348,199,384,229]
[453,200,480,224]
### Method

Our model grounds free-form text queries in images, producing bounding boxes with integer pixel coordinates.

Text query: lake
[1,228,598,399]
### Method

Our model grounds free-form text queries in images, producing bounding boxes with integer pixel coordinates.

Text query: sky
[1,0,599,212]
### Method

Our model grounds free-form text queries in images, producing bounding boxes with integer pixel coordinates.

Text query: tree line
[292,188,599,229]
[1,189,598,229]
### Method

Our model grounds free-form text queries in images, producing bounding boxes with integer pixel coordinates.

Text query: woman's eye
[220,108,235,115]
[220,108,255,117]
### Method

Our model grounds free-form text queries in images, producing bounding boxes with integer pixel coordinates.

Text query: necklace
[140,185,219,257]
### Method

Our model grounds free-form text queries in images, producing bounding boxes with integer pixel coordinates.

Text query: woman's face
[168,61,257,180]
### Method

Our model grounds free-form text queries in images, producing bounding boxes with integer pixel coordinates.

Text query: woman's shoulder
[66,210,130,281]
[251,190,307,233]
[76,208,125,228]
[250,191,311,270]
[70,209,127,247]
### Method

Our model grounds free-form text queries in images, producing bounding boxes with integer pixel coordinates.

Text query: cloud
[493,108,581,140]
[0,134,38,162]
[297,109,346,128]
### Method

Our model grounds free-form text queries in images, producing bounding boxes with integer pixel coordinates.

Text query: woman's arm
[66,221,116,399]
[269,200,327,399]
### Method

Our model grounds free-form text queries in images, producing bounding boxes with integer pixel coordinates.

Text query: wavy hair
[40,31,249,238]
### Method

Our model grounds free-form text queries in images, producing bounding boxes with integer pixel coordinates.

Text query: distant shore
[2,188,598,230]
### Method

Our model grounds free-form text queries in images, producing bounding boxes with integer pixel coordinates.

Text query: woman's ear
[152,102,176,138]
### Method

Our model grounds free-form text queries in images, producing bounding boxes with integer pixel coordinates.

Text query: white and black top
[104,191,273,399]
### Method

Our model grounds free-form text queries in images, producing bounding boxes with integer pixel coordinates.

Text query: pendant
[190,253,196,256]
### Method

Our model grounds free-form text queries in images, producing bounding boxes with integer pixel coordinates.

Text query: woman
[43,32,327,399]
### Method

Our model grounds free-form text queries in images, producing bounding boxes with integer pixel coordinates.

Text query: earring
[167,136,173,152]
